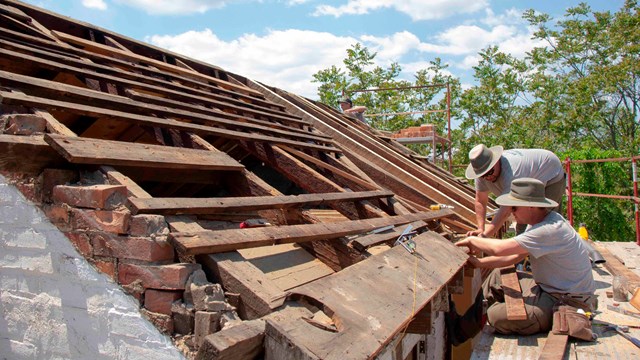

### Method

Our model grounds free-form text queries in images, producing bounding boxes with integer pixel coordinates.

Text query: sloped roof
[0,0,479,357]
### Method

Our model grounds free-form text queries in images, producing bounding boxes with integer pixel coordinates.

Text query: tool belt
[550,293,598,341]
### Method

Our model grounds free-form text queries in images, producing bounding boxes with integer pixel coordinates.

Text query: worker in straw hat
[446,178,596,345]
[465,144,565,237]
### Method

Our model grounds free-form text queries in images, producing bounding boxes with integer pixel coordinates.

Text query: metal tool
[607,304,640,319]
[394,224,417,254]
[605,324,640,348]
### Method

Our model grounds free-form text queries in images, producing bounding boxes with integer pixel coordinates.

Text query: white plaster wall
[0,175,185,360]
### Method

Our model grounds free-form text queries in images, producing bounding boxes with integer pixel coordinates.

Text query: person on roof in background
[465,144,565,237]
[447,178,596,345]
[339,97,368,124]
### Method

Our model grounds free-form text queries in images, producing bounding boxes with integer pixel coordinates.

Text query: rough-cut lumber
[0,91,338,153]
[0,134,65,173]
[500,266,528,321]
[0,33,303,125]
[0,69,328,144]
[195,319,266,360]
[169,209,454,255]
[44,134,245,171]
[593,241,640,293]
[538,332,568,360]
[265,232,468,360]
[128,190,393,215]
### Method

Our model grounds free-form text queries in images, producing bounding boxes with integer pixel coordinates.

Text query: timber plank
[44,134,244,171]
[500,266,528,321]
[267,232,468,360]
[0,70,329,144]
[128,190,394,215]
[0,38,302,125]
[594,241,640,293]
[538,332,569,360]
[0,134,65,173]
[169,209,454,255]
[196,319,266,360]
[0,91,340,153]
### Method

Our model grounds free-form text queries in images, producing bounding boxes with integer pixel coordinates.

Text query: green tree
[312,44,461,157]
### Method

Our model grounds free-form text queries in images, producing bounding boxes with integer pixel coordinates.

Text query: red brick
[145,289,183,315]
[42,169,78,203]
[118,263,200,290]
[3,114,46,135]
[64,231,92,257]
[128,214,169,237]
[53,184,127,210]
[90,232,174,262]
[94,258,116,280]
[15,182,40,204]
[141,309,174,334]
[70,208,130,234]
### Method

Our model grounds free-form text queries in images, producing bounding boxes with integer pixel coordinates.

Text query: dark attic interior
[0,0,531,359]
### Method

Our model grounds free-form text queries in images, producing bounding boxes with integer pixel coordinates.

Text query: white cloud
[82,0,107,10]
[115,0,230,15]
[147,29,356,98]
[359,31,421,62]
[313,0,489,21]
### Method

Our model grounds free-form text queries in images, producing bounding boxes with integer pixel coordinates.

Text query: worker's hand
[456,238,479,256]
[466,229,483,237]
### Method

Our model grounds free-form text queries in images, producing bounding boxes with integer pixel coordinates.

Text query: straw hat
[495,178,558,208]
[465,144,503,179]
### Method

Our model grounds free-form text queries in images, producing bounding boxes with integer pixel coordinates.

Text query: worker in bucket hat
[465,144,565,237]
[446,178,595,345]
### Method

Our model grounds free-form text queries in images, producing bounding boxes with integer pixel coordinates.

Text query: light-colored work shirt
[475,149,564,196]
[514,211,595,294]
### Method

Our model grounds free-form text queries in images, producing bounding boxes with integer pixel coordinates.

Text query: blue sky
[24,1,625,98]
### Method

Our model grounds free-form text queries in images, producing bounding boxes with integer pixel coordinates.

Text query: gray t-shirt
[514,211,595,294]
[476,149,564,196]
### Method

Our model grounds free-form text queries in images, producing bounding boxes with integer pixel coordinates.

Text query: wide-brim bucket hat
[495,178,558,208]
[465,144,503,179]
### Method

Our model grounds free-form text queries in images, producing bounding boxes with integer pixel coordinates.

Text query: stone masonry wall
[0,173,185,359]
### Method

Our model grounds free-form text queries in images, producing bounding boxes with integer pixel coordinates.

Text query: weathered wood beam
[195,319,266,360]
[0,38,302,125]
[0,70,331,145]
[0,91,339,153]
[266,232,468,360]
[538,332,569,360]
[44,134,245,171]
[169,209,453,255]
[500,266,528,321]
[128,190,394,215]
[243,142,382,219]
[0,134,65,173]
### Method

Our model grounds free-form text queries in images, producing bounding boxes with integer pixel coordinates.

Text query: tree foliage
[312,1,640,241]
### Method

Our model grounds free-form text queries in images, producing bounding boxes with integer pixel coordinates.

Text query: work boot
[446,293,487,346]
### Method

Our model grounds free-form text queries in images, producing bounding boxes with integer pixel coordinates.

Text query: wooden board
[500,267,528,321]
[0,134,65,173]
[594,242,640,293]
[351,220,429,251]
[538,332,569,360]
[265,232,468,360]
[128,190,393,215]
[169,209,454,255]
[238,244,334,291]
[44,134,244,171]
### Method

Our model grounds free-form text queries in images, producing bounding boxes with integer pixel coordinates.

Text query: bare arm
[467,254,527,269]
[483,205,512,237]
[467,191,489,236]
[456,236,528,257]
[344,106,366,113]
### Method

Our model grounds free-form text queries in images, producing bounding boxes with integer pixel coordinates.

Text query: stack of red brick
[37,174,239,350]
[390,124,435,139]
